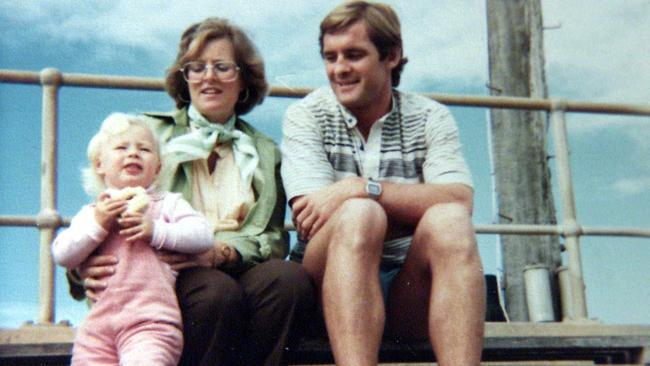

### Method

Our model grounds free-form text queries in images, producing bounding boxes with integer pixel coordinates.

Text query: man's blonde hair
[319,1,408,86]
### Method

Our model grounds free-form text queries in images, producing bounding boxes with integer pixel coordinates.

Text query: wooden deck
[1,322,649,365]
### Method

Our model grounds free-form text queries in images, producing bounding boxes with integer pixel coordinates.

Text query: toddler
[52,113,213,366]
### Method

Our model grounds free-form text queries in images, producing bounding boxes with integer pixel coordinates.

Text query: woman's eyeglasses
[180,61,241,83]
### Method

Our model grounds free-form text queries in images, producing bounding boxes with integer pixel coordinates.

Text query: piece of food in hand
[125,191,150,214]
[107,186,150,214]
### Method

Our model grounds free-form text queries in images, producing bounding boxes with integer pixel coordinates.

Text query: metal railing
[2,68,650,325]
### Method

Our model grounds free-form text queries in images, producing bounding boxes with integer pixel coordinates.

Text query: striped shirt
[281,87,472,264]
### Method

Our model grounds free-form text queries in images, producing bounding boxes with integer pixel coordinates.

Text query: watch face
[367,181,381,196]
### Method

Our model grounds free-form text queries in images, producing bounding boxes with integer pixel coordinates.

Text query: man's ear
[386,47,402,69]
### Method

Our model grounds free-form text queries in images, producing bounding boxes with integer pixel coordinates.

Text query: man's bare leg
[388,203,485,366]
[302,199,387,366]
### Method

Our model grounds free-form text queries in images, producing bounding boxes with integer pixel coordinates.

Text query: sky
[0,1,649,328]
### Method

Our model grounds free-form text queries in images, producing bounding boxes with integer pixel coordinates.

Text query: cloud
[396,1,488,91]
[2,1,647,142]
[566,114,650,135]
[0,301,39,328]
[612,177,650,196]
[0,1,326,53]
[542,0,650,105]
[1,1,487,86]
[540,0,650,174]
[627,123,650,173]
[2,1,180,52]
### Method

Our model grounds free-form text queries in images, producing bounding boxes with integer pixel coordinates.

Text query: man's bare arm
[378,182,473,225]
[292,177,472,240]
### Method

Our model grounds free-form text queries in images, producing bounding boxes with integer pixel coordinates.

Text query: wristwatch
[365,178,382,199]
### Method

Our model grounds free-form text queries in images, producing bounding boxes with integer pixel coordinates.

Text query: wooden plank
[293,362,596,366]
[2,323,650,364]
[0,324,74,345]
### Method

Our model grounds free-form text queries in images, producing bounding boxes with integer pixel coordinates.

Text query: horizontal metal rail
[4,216,650,239]
[3,69,650,115]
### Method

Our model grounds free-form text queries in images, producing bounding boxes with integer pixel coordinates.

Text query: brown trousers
[175,259,315,366]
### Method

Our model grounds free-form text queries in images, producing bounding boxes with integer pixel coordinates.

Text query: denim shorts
[291,240,403,304]
[380,263,402,304]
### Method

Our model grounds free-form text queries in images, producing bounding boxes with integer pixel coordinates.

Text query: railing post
[37,68,62,325]
[550,98,588,321]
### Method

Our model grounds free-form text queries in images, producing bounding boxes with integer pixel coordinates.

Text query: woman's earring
[238,88,250,104]
[179,92,191,104]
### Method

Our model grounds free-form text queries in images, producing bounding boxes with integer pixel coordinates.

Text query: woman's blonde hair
[82,113,161,197]
[165,17,268,115]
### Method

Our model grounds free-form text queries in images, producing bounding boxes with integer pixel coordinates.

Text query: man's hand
[292,176,365,240]
[79,254,118,302]
[94,192,127,230]
[118,212,154,243]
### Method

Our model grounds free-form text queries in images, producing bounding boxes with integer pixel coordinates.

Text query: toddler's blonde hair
[82,113,161,197]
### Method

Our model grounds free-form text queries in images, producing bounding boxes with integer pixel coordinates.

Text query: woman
[71,17,315,366]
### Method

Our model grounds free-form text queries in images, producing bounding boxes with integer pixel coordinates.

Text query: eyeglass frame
[179,60,241,83]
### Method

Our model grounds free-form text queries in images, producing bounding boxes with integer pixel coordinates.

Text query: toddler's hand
[94,192,127,230]
[118,212,154,243]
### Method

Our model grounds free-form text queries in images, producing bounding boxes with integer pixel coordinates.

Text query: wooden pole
[486,0,562,321]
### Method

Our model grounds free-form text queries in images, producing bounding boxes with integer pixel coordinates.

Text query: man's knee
[336,198,386,225]
[331,198,387,244]
[416,202,476,258]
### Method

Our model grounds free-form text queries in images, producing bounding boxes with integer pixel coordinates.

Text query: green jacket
[142,108,289,273]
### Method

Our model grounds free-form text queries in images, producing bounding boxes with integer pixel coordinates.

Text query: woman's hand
[157,241,239,271]
[79,254,118,302]
[156,248,214,272]
[214,243,240,268]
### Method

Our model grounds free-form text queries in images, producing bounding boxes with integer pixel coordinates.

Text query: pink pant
[71,319,182,366]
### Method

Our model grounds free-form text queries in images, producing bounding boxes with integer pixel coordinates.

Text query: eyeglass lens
[182,61,239,82]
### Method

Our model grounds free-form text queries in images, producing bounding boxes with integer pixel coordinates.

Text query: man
[281,1,485,365]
